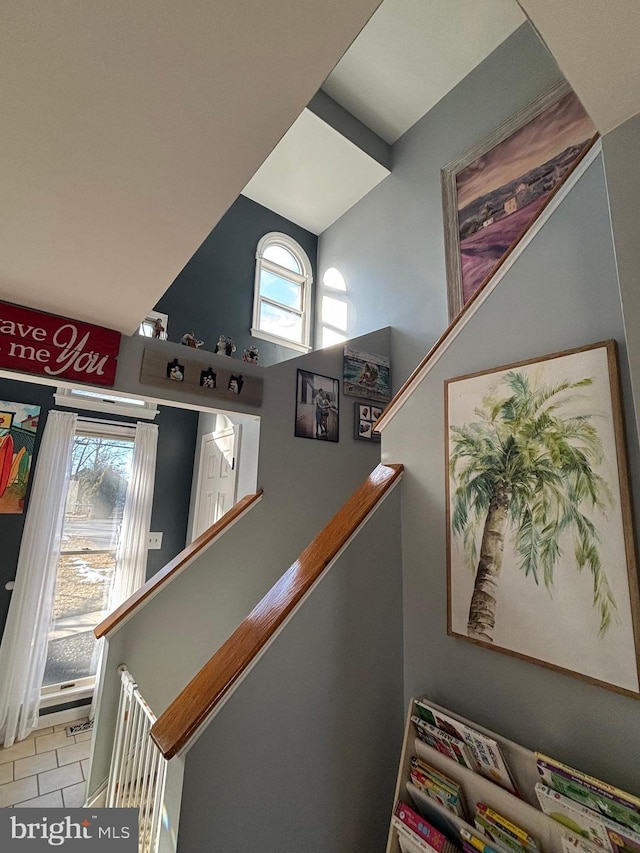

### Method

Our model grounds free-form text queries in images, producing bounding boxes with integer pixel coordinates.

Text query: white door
[192,425,241,539]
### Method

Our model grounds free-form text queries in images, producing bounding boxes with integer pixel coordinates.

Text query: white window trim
[252,232,313,352]
[54,387,158,420]
[40,677,96,709]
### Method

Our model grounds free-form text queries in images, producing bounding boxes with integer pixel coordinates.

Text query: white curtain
[110,422,158,608]
[90,421,158,719]
[0,410,77,747]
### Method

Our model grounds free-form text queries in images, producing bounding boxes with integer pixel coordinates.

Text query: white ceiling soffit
[321,0,526,144]
[242,109,390,235]
[518,0,640,135]
[0,0,382,335]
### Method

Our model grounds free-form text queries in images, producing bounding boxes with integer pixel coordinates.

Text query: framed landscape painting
[445,341,640,696]
[441,81,598,320]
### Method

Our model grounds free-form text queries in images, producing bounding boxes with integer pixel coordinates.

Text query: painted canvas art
[446,341,640,696]
[343,347,391,402]
[442,81,598,319]
[0,400,40,514]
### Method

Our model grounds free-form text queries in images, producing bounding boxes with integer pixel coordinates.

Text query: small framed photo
[295,370,339,442]
[200,368,217,388]
[354,402,381,442]
[166,358,185,381]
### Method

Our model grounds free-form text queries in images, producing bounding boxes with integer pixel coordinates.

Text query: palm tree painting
[446,342,640,696]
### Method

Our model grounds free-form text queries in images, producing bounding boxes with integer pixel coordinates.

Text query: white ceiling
[242,109,390,236]
[518,0,640,134]
[0,0,381,334]
[322,0,526,144]
[2,0,640,334]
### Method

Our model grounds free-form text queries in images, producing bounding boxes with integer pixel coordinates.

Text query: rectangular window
[42,426,135,699]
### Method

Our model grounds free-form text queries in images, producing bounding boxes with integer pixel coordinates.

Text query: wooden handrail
[150,463,403,759]
[95,491,263,639]
[374,137,602,435]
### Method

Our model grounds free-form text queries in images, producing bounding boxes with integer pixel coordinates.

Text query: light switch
[148,532,163,550]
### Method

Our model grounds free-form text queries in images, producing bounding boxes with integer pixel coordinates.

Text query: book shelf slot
[385,698,572,853]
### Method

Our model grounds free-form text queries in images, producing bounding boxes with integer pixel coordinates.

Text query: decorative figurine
[180,331,204,348]
[214,335,236,357]
[153,317,165,339]
[242,344,259,364]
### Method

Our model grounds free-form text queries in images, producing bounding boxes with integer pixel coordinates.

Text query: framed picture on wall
[295,370,339,442]
[354,402,382,442]
[441,80,598,321]
[0,400,40,514]
[446,340,640,697]
[343,347,391,402]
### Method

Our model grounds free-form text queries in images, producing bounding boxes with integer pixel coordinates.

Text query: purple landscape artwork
[450,87,597,312]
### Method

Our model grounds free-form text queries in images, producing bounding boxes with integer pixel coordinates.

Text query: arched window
[252,232,313,352]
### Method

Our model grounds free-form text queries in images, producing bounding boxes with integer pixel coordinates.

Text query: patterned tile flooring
[0,718,91,807]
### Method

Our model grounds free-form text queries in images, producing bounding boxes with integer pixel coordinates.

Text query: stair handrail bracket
[150,462,403,760]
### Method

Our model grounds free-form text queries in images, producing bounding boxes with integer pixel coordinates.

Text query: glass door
[41,427,135,699]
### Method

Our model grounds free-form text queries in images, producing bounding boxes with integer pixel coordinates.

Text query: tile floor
[0,718,92,807]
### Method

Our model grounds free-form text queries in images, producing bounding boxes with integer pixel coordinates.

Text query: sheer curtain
[91,421,158,718]
[110,422,158,608]
[0,410,77,748]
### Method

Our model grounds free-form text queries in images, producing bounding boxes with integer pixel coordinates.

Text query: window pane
[259,301,303,343]
[263,244,301,273]
[322,295,348,331]
[322,327,347,347]
[260,269,302,310]
[42,553,116,686]
[62,437,134,551]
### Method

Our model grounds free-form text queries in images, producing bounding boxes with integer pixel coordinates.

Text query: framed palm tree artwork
[446,340,640,697]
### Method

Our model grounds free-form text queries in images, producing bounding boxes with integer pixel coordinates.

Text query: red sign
[0,301,121,386]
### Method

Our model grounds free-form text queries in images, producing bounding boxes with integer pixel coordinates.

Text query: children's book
[406,781,463,844]
[537,782,640,853]
[398,830,427,853]
[561,832,605,853]
[411,715,476,770]
[410,757,466,818]
[475,803,541,853]
[414,700,518,795]
[536,783,615,853]
[536,754,640,834]
[394,801,461,853]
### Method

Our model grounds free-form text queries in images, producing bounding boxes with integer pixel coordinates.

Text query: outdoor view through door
[42,427,135,696]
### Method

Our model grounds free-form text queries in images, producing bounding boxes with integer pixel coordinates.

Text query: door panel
[192,425,240,540]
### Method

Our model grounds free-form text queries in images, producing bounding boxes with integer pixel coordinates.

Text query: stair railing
[106,666,167,853]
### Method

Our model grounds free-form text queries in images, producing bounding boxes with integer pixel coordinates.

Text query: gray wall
[317,23,563,389]
[177,488,404,853]
[602,113,640,430]
[0,377,198,639]
[155,194,318,367]
[381,153,640,796]
[90,328,390,794]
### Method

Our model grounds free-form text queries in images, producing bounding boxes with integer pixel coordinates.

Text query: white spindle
[106,667,168,853]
